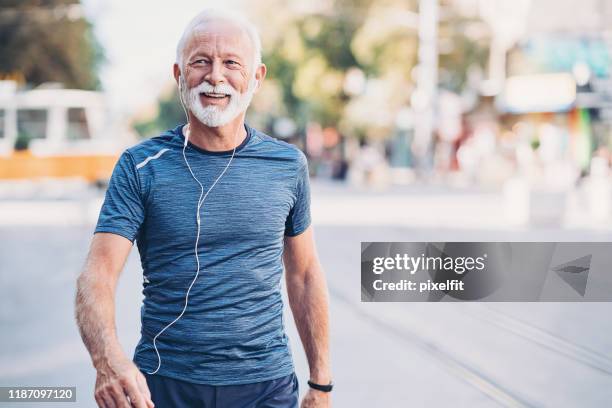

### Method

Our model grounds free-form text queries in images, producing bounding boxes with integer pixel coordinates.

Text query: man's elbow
[286,259,324,288]
[76,262,95,297]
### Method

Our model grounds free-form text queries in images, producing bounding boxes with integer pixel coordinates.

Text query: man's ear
[173,63,181,87]
[254,63,267,92]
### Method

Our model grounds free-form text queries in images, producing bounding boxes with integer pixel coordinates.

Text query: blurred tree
[437,0,490,93]
[252,0,421,140]
[261,9,363,130]
[132,90,185,138]
[0,0,104,89]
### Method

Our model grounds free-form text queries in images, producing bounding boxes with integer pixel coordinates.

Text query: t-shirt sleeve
[94,150,145,243]
[284,154,311,237]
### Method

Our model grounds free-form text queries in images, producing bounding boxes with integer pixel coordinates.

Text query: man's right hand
[94,351,154,408]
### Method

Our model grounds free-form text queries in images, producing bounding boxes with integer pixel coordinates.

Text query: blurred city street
[3,0,612,407]
[1,181,611,407]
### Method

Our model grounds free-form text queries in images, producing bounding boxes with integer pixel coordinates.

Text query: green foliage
[261,6,366,131]
[437,15,490,92]
[0,0,104,89]
[256,0,423,137]
[133,90,185,138]
[14,132,30,151]
[298,14,359,70]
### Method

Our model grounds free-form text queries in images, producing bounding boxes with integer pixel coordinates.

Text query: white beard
[183,76,257,127]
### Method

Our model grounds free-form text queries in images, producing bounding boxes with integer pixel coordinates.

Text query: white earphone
[146,73,238,375]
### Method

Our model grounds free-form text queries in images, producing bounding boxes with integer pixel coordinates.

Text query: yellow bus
[0,81,135,184]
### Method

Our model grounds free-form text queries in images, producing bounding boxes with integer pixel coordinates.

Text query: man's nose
[205,60,224,86]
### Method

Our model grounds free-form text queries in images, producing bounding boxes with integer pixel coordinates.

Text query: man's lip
[200,93,229,98]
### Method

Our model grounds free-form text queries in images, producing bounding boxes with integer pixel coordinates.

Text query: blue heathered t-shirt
[94,123,311,385]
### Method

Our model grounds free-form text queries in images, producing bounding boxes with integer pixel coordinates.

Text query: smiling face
[175,19,265,128]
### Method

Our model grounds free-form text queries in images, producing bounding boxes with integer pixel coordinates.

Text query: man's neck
[184,114,248,152]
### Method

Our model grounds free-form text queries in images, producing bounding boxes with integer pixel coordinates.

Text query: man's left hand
[301,389,330,408]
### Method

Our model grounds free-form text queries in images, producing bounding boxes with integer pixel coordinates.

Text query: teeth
[203,93,227,98]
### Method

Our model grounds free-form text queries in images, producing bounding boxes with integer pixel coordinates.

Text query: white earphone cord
[146,77,238,375]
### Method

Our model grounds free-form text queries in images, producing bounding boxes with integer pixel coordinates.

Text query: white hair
[176,9,262,72]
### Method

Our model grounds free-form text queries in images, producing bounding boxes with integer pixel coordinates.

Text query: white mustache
[190,81,238,97]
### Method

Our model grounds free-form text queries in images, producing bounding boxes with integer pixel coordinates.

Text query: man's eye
[193,59,209,65]
[226,60,239,65]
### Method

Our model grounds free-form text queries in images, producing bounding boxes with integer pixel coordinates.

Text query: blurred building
[425,0,612,188]
[499,0,612,174]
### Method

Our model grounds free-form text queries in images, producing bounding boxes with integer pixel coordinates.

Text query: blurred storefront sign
[499,73,576,114]
[520,36,610,79]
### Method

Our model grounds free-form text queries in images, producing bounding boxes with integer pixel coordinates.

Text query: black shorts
[142,371,299,408]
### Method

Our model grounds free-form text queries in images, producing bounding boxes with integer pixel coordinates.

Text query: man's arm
[284,226,331,407]
[75,233,153,408]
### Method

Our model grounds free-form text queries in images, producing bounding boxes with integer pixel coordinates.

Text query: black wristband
[307,380,334,393]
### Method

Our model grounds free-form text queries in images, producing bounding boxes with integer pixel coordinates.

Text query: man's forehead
[184,20,252,55]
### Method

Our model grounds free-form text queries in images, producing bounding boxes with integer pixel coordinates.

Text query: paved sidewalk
[1,182,611,407]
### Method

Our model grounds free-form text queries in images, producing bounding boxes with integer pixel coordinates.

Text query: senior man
[75,10,331,408]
